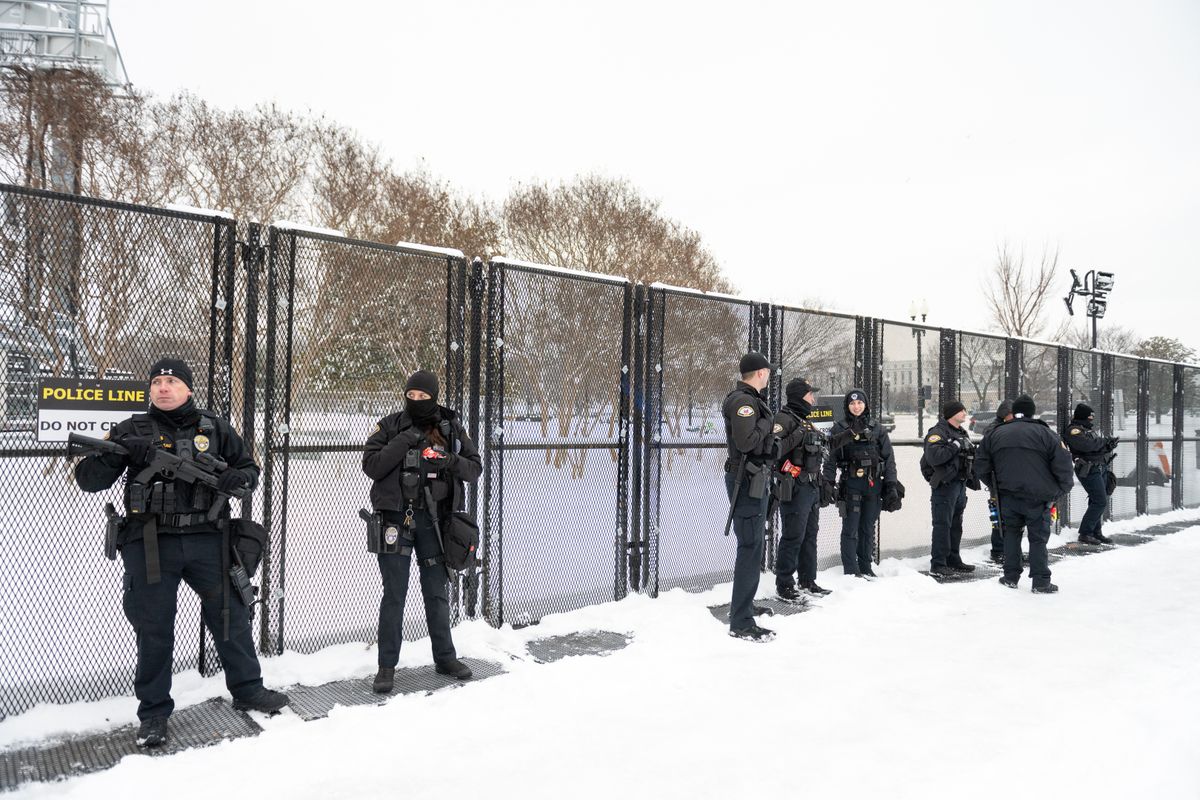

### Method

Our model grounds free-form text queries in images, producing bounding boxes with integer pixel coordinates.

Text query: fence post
[615,282,634,601]
[1004,338,1022,401]
[938,330,958,407]
[481,259,505,626]
[1056,347,1072,529]
[1136,360,1150,515]
[629,284,646,593]
[1173,364,1185,509]
[1100,354,1115,521]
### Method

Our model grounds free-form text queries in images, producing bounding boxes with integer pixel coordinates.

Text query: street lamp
[910,299,929,436]
[827,367,836,395]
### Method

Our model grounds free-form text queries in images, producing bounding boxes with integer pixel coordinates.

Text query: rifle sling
[143,516,161,585]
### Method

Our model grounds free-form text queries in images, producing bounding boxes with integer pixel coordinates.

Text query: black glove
[882,488,902,513]
[885,480,906,499]
[1106,436,1120,450]
[966,475,982,491]
[121,436,154,466]
[828,428,855,449]
[386,428,426,453]
[216,469,249,495]
[819,479,837,508]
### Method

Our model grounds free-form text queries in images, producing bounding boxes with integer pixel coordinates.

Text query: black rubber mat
[709,596,814,624]
[285,658,504,722]
[0,698,260,792]
[525,630,632,664]
[1107,532,1153,546]
[921,564,1003,584]
[1051,540,1116,558]
[1137,522,1194,536]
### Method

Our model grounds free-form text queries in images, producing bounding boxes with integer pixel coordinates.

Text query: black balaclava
[843,388,870,431]
[404,370,441,428]
[785,378,815,418]
[1072,402,1095,428]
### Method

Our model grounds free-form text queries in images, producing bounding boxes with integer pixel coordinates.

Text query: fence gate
[257,226,467,655]
[481,259,632,626]
[0,183,238,715]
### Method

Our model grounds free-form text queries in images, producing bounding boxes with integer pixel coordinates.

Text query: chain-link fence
[5,181,1200,717]
[0,183,239,714]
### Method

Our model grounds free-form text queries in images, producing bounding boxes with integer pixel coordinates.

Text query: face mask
[405,397,439,426]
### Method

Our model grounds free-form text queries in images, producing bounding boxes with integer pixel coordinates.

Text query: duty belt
[155,512,212,529]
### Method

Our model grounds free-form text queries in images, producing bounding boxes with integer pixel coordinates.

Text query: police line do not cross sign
[36,378,147,442]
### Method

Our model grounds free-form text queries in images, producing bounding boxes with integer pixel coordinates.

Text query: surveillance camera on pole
[1064,269,1115,349]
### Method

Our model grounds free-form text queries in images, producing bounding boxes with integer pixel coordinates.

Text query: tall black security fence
[643,285,754,594]
[480,259,632,626]
[0,183,240,715]
[4,182,1200,718]
[257,226,468,654]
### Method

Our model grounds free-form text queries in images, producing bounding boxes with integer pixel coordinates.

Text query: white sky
[111,0,1200,349]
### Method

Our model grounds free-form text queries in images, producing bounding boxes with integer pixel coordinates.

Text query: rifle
[423,485,455,582]
[68,432,248,521]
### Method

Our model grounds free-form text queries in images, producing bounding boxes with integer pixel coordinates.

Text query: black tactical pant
[998,494,1053,587]
[121,532,263,721]
[725,471,767,631]
[930,479,968,568]
[839,481,880,574]
[377,508,456,668]
[776,481,820,590]
[989,494,1003,555]
[1078,469,1107,538]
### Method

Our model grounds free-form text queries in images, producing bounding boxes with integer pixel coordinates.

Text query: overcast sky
[111,0,1200,350]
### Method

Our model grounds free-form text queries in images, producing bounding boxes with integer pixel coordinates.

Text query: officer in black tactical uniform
[1063,403,1117,546]
[823,389,898,578]
[721,352,777,641]
[921,400,981,576]
[363,370,482,691]
[771,377,833,600]
[74,359,287,748]
[985,401,1014,563]
[975,395,1075,593]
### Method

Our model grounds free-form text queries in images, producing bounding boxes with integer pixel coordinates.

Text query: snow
[393,240,466,259]
[162,203,235,221]
[492,257,628,286]
[270,221,346,238]
[6,514,1200,799]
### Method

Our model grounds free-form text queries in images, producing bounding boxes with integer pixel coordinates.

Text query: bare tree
[984,242,1069,340]
[1062,323,1139,354]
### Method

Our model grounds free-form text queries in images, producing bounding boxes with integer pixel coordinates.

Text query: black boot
[729,624,775,642]
[1078,534,1103,546]
[775,585,805,605]
[989,551,1004,564]
[1093,532,1113,545]
[435,658,473,680]
[862,567,879,578]
[998,576,1019,589]
[232,687,289,714]
[930,564,957,576]
[948,560,975,573]
[136,716,169,748]
[373,667,395,693]
[1032,583,1059,594]
[804,581,832,597]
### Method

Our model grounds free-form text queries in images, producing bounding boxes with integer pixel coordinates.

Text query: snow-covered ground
[6,509,1200,799]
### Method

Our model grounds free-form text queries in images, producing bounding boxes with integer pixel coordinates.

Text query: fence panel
[646,287,752,593]
[0,184,235,715]
[1146,362,1174,514]
[482,260,630,626]
[1108,356,1140,520]
[260,227,465,654]
[879,321,943,556]
[1181,367,1200,508]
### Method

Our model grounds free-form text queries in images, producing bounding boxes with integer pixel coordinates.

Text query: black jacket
[74,406,259,541]
[721,382,775,466]
[920,418,976,488]
[362,406,481,515]
[1064,419,1111,464]
[975,417,1074,503]
[772,404,825,483]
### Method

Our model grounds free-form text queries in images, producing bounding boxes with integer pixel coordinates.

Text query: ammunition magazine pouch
[772,473,794,503]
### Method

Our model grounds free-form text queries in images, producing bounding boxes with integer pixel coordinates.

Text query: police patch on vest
[372,424,381,434]
[772,423,783,433]
[855,468,865,477]
[384,525,399,546]
[193,434,210,453]
[1070,428,1081,435]
[927,434,941,443]
[737,405,755,417]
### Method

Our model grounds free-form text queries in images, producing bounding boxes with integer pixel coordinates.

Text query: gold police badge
[193,434,210,453]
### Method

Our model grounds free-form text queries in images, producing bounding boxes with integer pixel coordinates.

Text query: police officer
[823,388,898,578]
[74,358,287,748]
[721,352,777,641]
[363,370,482,692]
[771,377,832,600]
[1064,403,1118,546]
[921,400,982,576]
[975,395,1075,593]
[985,401,1014,563]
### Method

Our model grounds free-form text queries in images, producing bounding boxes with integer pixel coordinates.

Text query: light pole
[827,367,836,396]
[909,300,929,436]
[1065,270,1115,400]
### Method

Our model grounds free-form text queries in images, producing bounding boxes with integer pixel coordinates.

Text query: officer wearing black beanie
[976,394,1075,593]
[74,358,287,748]
[1064,402,1118,545]
[921,399,980,576]
[363,369,482,690]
